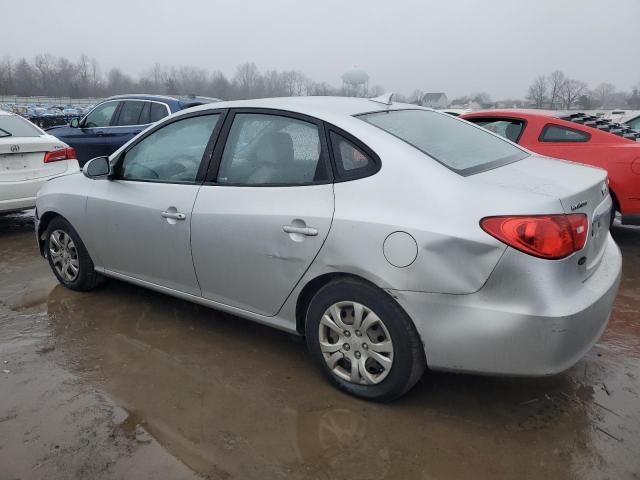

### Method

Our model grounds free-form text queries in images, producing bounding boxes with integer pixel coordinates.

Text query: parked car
[462,109,640,226]
[35,97,621,401]
[0,111,79,214]
[617,110,640,130]
[46,94,221,166]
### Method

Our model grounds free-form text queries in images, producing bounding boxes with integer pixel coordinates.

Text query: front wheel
[45,217,104,291]
[305,278,426,401]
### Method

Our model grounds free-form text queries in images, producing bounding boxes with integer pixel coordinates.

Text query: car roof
[105,94,221,106]
[0,110,11,116]
[185,96,430,121]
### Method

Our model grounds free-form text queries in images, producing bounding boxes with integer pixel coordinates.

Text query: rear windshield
[0,115,42,137]
[358,109,528,175]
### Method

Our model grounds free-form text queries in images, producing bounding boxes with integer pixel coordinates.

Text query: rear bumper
[0,196,37,213]
[0,178,46,212]
[0,167,78,213]
[391,235,622,376]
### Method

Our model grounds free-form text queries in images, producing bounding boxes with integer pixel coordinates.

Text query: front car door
[67,100,121,163]
[86,111,224,295]
[191,110,334,316]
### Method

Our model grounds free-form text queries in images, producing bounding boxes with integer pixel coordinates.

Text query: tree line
[527,70,640,110]
[0,54,378,100]
[2,54,639,110]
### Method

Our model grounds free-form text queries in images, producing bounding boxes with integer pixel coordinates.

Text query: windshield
[358,109,529,175]
[0,115,42,137]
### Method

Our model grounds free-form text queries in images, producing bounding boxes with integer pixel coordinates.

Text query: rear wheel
[305,278,426,401]
[45,217,104,291]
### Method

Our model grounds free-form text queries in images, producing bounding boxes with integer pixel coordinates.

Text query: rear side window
[329,132,377,179]
[359,109,528,175]
[217,113,327,185]
[540,124,590,142]
[116,101,145,126]
[150,103,169,123]
[468,118,525,143]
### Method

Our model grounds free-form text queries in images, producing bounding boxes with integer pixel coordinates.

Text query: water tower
[341,69,369,97]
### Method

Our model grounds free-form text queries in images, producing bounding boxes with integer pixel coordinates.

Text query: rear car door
[86,111,224,295]
[191,110,334,316]
[107,100,171,152]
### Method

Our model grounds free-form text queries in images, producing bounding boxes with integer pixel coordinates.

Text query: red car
[462,110,640,225]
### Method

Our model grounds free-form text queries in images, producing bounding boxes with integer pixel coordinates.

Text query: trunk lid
[0,136,69,182]
[472,155,611,280]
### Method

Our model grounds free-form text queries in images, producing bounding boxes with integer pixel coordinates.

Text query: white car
[0,111,79,214]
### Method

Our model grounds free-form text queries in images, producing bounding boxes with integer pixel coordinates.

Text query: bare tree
[34,54,56,95]
[209,71,233,100]
[106,68,135,95]
[0,56,13,94]
[13,58,37,96]
[408,89,425,105]
[233,62,262,99]
[548,70,566,109]
[472,92,492,108]
[592,82,615,108]
[561,79,588,110]
[527,75,548,108]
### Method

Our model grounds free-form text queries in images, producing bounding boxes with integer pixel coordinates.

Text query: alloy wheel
[318,301,394,385]
[49,229,80,282]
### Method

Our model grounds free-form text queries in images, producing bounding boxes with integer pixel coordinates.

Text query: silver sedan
[35,96,622,401]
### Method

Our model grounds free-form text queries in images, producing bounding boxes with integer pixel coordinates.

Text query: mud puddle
[1,212,639,479]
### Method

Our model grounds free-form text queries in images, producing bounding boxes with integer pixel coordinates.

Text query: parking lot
[0,211,637,479]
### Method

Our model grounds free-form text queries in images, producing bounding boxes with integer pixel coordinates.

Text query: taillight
[480,214,588,260]
[44,147,76,163]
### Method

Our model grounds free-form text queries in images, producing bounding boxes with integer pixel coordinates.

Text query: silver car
[35,96,622,401]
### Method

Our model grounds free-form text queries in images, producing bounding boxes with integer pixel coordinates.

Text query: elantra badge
[570,200,588,211]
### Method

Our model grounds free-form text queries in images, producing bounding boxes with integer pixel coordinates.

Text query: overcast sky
[4,0,640,99]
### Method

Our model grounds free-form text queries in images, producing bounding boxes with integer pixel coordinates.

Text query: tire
[305,278,426,402]
[45,217,105,291]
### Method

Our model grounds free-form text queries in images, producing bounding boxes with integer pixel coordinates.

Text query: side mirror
[83,156,111,179]
[70,118,80,128]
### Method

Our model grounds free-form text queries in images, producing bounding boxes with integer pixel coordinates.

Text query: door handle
[161,211,186,220]
[283,225,318,236]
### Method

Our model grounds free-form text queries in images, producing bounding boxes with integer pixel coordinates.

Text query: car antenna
[369,92,394,106]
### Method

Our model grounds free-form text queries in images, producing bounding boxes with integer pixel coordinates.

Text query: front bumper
[391,235,622,376]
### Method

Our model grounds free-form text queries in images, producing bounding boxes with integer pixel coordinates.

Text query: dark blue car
[47,94,220,166]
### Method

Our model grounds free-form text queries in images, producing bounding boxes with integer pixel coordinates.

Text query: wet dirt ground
[1,211,638,480]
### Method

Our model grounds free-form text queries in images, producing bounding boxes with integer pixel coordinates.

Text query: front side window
[121,114,220,183]
[359,109,528,175]
[467,118,525,143]
[540,124,590,142]
[83,101,119,128]
[117,101,146,126]
[217,113,327,185]
[0,115,42,137]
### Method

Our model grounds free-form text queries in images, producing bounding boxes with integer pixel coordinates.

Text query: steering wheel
[127,163,159,179]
